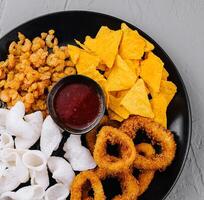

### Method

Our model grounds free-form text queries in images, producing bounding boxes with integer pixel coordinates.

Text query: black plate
[0,11,191,200]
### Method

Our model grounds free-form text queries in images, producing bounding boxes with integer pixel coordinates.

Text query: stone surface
[0,0,203,199]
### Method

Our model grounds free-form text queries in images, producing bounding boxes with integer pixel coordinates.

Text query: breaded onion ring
[86,129,97,155]
[70,171,105,200]
[93,126,136,172]
[85,116,120,154]
[95,168,139,200]
[135,143,156,196]
[119,116,176,170]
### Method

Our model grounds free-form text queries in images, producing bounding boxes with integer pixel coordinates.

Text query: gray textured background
[0,0,203,199]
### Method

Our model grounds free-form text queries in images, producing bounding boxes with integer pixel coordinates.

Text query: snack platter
[0,11,191,200]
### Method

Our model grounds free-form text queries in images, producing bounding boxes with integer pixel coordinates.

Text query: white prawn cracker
[6,101,43,149]
[48,156,75,190]
[0,148,29,194]
[0,133,14,149]
[0,185,45,200]
[45,183,69,200]
[40,116,62,159]
[22,150,49,190]
[63,135,96,171]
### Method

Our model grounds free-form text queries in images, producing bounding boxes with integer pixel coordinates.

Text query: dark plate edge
[0,10,192,200]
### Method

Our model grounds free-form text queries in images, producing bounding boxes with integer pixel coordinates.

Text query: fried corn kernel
[30,48,48,67]
[0,29,76,114]
[32,37,45,52]
[21,39,32,52]
[0,90,10,103]
[0,80,6,88]
[64,67,76,75]
[18,32,26,43]
[0,69,6,79]
[65,60,75,67]
[41,32,47,39]
[8,54,15,69]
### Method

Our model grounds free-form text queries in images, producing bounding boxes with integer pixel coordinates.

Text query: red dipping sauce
[54,82,101,130]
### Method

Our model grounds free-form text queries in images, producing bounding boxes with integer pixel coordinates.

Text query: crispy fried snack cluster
[68,23,177,128]
[0,30,76,115]
[71,116,176,199]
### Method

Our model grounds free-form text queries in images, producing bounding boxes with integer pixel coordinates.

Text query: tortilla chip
[97,64,107,71]
[81,68,106,86]
[162,68,169,80]
[121,23,154,52]
[121,79,154,118]
[160,80,177,105]
[145,84,151,95]
[80,67,109,106]
[76,50,100,74]
[115,90,129,98]
[104,68,112,78]
[84,29,122,68]
[106,55,136,91]
[120,23,145,60]
[125,59,140,77]
[96,26,112,38]
[151,94,167,127]
[141,37,154,52]
[108,109,124,122]
[75,39,91,52]
[109,95,130,119]
[140,52,164,93]
[67,45,80,64]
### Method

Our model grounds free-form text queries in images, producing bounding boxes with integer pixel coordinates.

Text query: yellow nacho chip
[121,79,154,118]
[160,80,177,105]
[119,23,145,60]
[96,26,112,38]
[161,68,169,80]
[120,23,154,52]
[81,68,106,87]
[141,37,154,52]
[104,68,112,78]
[115,90,129,98]
[76,50,100,74]
[125,59,140,77]
[75,39,91,52]
[151,94,167,127]
[104,88,110,108]
[84,29,122,68]
[106,55,136,91]
[67,45,80,64]
[140,52,164,93]
[108,109,124,122]
[109,95,130,119]
[97,64,107,71]
[80,68,109,107]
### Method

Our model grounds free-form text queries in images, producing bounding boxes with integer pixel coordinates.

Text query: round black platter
[0,11,191,200]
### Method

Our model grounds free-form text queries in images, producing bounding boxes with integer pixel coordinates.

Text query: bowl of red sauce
[47,75,105,134]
